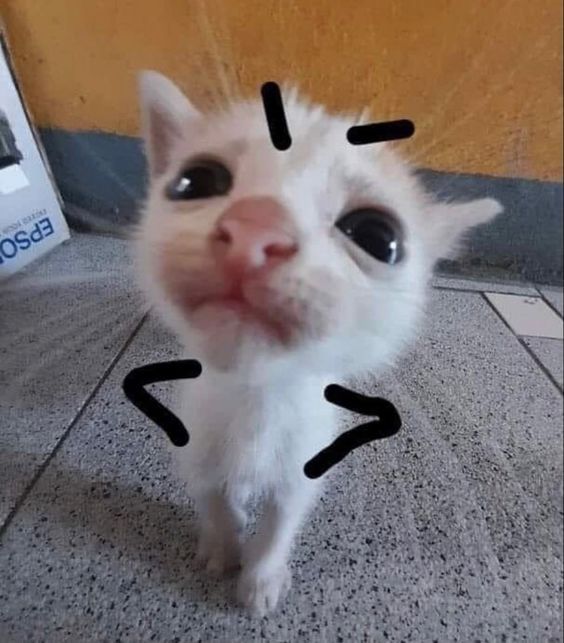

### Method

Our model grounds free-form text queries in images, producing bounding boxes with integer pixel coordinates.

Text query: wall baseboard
[40,128,563,285]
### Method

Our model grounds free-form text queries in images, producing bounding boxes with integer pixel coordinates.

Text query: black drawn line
[122,360,202,447]
[303,384,402,479]
[261,81,292,151]
[347,119,415,145]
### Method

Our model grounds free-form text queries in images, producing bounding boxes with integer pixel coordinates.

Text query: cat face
[136,72,502,375]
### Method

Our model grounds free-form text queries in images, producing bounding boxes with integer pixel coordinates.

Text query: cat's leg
[195,485,248,576]
[237,481,319,615]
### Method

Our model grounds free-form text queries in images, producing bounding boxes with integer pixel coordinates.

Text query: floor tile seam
[480,293,563,395]
[536,290,564,320]
[0,312,149,540]
[432,284,539,296]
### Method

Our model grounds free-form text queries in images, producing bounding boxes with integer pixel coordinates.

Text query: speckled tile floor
[1,233,563,643]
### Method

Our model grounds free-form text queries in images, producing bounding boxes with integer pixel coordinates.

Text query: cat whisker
[195,0,236,106]
[422,110,561,174]
[0,270,122,295]
[73,135,140,200]
[409,32,557,165]
[410,0,516,138]
[0,295,116,348]
[1,311,141,405]
[0,294,142,375]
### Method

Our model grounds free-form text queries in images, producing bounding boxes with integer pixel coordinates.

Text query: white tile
[485,293,564,339]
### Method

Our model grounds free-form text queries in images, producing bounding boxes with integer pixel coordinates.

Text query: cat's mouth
[189,293,294,343]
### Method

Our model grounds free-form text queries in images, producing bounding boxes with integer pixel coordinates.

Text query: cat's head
[135,71,502,376]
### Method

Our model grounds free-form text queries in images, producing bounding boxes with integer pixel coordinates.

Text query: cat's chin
[186,300,293,371]
[192,299,289,341]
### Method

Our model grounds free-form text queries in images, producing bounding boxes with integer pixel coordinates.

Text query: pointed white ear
[138,70,200,176]
[429,197,503,259]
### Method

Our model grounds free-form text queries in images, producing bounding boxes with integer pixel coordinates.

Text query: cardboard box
[0,32,69,279]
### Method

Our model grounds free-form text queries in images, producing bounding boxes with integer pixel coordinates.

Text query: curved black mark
[122,360,202,447]
[347,119,415,145]
[303,384,402,479]
[261,81,292,151]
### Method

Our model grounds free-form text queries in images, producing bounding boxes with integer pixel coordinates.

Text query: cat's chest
[176,377,336,489]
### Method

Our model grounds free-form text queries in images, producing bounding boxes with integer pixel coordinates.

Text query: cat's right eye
[166,160,232,201]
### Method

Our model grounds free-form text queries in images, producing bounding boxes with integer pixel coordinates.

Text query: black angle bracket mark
[303,384,402,479]
[122,360,202,447]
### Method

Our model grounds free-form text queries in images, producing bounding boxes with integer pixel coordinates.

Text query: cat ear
[429,197,503,259]
[138,70,200,176]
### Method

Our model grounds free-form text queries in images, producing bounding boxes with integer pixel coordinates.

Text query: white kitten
[134,71,502,615]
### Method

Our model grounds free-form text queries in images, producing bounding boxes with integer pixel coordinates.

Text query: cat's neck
[198,360,332,398]
[180,358,336,436]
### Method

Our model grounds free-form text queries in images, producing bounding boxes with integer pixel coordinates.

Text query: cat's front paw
[196,537,240,576]
[236,565,292,616]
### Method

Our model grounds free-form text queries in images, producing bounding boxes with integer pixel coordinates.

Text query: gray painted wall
[40,128,563,285]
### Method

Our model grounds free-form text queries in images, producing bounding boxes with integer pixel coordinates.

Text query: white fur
[134,71,503,615]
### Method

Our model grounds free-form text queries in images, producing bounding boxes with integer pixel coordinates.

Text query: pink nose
[212,197,298,275]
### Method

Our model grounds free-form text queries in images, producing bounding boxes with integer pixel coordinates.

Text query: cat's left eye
[335,207,404,265]
[166,160,232,201]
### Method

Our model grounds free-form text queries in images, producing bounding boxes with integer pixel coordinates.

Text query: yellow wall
[1,0,562,181]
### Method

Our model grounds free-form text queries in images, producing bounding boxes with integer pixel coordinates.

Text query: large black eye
[166,160,232,201]
[335,208,404,265]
